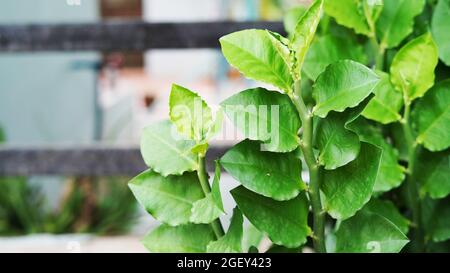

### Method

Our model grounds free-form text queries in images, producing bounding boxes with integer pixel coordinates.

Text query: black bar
[0,146,229,176]
[0,21,285,52]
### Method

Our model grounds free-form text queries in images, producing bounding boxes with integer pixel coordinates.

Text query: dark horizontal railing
[0,21,285,52]
[0,146,230,176]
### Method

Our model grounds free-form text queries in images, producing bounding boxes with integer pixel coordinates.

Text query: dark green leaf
[207,207,244,253]
[416,148,450,199]
[231,186,311,248]
[432,0,450,66]
[364,198,410,234]
[221,140,304,201]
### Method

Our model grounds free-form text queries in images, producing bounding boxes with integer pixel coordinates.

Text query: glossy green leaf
[431,198,450,242]
[190,161,225,224]
[221,140,304,201]
[129,170,204,226]
[315,107,363,170]
[207,207,244,253]
[347,117,405,193]
[169,84,213,141]
[143,224,215,253]
[412,80,450,152]
[324,0,371,36]
[291,0,324,76]
[303,34,367,81]
[221,88,301,153]
[376,0,425,48]
[364,199,410,234]
[220,29,293,93]
[313,60,380,118]
[432,0,450,66]
[335,209,409,253]
[322,142,382,220]
[416,149,450,199]
[390,33,439,101]
[231,186,311,248]
[362,71,403,124]
[141,120,198,176]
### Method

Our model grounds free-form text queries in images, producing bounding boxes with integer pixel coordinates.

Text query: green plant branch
[291,81,327,253]
[401,99,424,252]
[197,155,225,239]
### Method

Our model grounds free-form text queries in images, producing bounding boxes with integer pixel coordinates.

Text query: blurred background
[0,0,308,252]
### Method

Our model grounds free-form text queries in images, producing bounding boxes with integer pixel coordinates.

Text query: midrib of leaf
[417,103,450,142]
[315,79,379,113]
[148,130,197,167]
[222,40,292,92]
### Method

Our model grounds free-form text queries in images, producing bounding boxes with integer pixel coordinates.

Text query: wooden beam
[0,21,285,52]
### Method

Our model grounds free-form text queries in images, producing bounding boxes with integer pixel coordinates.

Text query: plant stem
[401,101,424,252]
[291,81,326,253]
[197,155,225,239]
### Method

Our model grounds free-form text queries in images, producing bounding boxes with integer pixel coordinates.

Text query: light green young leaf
[416,148,450,199]
[141,120,198,176]
[221,140,304,201]
[322,142,382,220]
[243,224,264,252]
[129,170,204,226]
[231,186,311,248]
[221,88,301,153]
[324,0,371,36]
[312,60,380,118]
[432,0,450,66]
[347,117,405,193]
[364,199,410,234]
[169,84,213,142]
[412,80,450,152]
[207,207,244,253]
[283,6,307,36]
[220,29,293,93]
[376,0,425,49]
[143,224,215,253]
[335,209,409,253]
[190,161,225,224]
[303,34,368,81]
[291,0,324,76]
[315,104,367,170]
[362,71,403,124]
[390,33,439,101]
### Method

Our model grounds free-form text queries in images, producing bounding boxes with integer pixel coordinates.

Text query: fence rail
[0,21,285,52]
[0,146,229,176]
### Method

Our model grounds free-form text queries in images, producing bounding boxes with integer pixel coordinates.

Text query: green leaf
[221,88,301,153]
[322,142,382,220]
[303,34,367,81]
[390,32,439,101]
[347,117,405,193]
[291,0,324,76]
[220,29,293,93]
[190,161,225,224]
[143,224,215,253]
[362,71,403,124]
[141,120,198,176]
[324,0,371,36]
[412,80,450,152]
[432,0,450,66]
[231,186,311,248]
[243,224,264,252]
[364,199,410,234]
[431,198,450,242]
[284,6,307,36]
[312,60,380,118]
[221,140,304,201]
[207,207,244,253]
[335,209,409,253]
[376,0,425,48]
[129,170,204,226]
[169,84,213,141]
[315,107,363,170]
[416,148,450,199]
